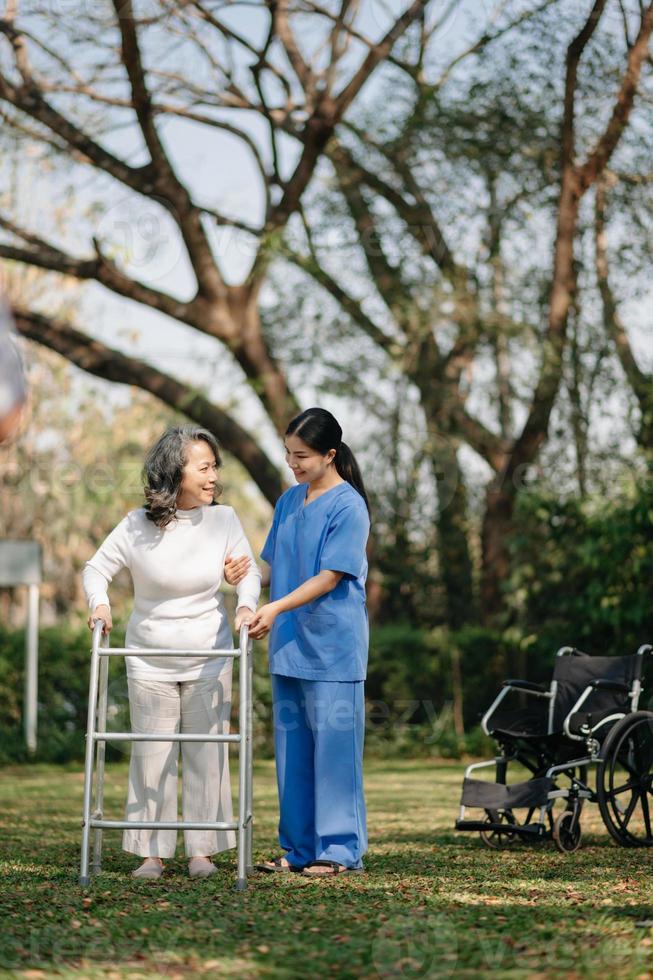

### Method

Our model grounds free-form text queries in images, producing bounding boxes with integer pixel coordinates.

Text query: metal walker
[80,621,254,889]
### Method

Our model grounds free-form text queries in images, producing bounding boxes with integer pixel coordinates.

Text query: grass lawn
[0,758,651,979]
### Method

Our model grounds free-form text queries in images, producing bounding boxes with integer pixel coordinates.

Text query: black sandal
[255,856,304,874]
[301,859,364,877]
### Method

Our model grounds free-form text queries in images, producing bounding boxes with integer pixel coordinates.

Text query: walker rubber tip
[235,879,248,891]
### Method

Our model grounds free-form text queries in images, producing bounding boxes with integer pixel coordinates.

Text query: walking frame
[80,620,254,889]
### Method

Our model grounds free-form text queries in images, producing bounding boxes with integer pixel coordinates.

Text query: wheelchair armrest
[589,679,629,693]
[481,679,551,735]
[563,680,631,739]
[502,680,548,694]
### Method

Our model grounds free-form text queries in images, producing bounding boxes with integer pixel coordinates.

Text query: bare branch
[578,1,653,190]
[189,1,293,103]
[334,0,428,116]
[284,244,398,354]
[13,305,284,504]
[111,0,171,172]
[500,0,610,486]
[594,178,653,443]
[0,214,197,323]
[330,139,462,282]
[262,0,428,236]
[295,0,427,81]
[452,407,506,473]
[38,78,274,212]
[330,152,410,326]
[275,0,317,101]
[110,0,228,301]
[618,0,633,48]
[0,62,156,193]
[562,0,609,171]
[433,0,564,91]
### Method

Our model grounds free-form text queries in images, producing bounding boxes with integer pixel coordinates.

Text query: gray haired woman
[82,425,261,880]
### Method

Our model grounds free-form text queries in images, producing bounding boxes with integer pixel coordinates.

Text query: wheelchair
[455,645,652,852]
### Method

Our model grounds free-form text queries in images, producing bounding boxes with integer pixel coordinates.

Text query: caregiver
[248,407,371,877]
[83,425,261,880]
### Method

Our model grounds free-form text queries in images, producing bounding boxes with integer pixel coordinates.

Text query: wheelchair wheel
[597,711,653,847]
[553,806,582,853]
[480,810,517,849]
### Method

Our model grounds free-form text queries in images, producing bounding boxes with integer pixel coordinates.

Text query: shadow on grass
[2,761,652,978]
[3,886,652,979]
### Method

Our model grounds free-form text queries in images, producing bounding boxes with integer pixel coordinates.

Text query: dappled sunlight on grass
[1,758,651,978]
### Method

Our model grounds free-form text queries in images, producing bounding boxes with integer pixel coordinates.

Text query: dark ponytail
[286,407,370,514]
[333,442,370,514]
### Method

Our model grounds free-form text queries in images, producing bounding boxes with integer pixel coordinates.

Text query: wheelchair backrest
[551,650,641,731]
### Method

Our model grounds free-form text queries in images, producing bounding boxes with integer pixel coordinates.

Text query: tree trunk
[226,286,300,435]
[436,463,475,629]
[480,474,514,620]
[422,380,476,628]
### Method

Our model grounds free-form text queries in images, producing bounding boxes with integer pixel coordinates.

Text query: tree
[3,2,652,626]
[594,175,653,456]
[280,0,653,618]
[0,0,429,506]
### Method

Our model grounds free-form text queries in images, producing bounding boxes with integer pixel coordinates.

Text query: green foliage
[505,482,653,676]
[1,619,501,765]
[3,473,651,767]
[367,623,504,756]
[0,623,274,765]
[0,623,124,765]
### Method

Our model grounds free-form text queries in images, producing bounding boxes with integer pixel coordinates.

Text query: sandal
[301,859,364,877]
[255,856,304,874]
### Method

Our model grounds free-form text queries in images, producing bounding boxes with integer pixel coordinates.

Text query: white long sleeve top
[0,302,26,417]
[82,504,261,681]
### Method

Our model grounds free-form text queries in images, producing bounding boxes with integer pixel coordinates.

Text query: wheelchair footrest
[461,776,552,810]
[455,819,547,838]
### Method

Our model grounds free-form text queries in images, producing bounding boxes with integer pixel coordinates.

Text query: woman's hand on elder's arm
[88,604,112,635]
[224,554,251,586]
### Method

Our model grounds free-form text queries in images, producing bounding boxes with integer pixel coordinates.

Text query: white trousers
[122,667,235,858]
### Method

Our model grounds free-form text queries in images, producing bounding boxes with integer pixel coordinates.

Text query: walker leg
[245,637,254,872]
[93,655,109,874]
[235,627,249,890]
[80,625,102,886]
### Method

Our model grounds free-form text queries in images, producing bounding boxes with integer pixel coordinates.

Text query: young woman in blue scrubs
[247,407,371,877]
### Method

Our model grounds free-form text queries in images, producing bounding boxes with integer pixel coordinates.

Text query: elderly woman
[82,425,261,880]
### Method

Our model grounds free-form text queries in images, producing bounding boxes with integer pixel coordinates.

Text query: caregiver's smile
[284,432,335,485]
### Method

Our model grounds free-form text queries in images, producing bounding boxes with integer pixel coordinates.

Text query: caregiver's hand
[248,602,280,640]
[224,554,251,586]
[88,604,112,635]
[235,606,256,630]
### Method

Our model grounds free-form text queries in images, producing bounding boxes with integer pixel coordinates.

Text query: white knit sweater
[82,505,261,681]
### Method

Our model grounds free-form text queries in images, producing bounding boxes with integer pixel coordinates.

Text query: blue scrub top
[261,482,370,681]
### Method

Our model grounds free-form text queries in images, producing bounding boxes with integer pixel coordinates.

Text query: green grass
[0,759,652,979]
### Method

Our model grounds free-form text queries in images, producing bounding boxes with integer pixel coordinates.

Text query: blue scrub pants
[271,674,367,869]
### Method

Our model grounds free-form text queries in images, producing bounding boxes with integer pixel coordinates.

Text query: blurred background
[0,0,651,763]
